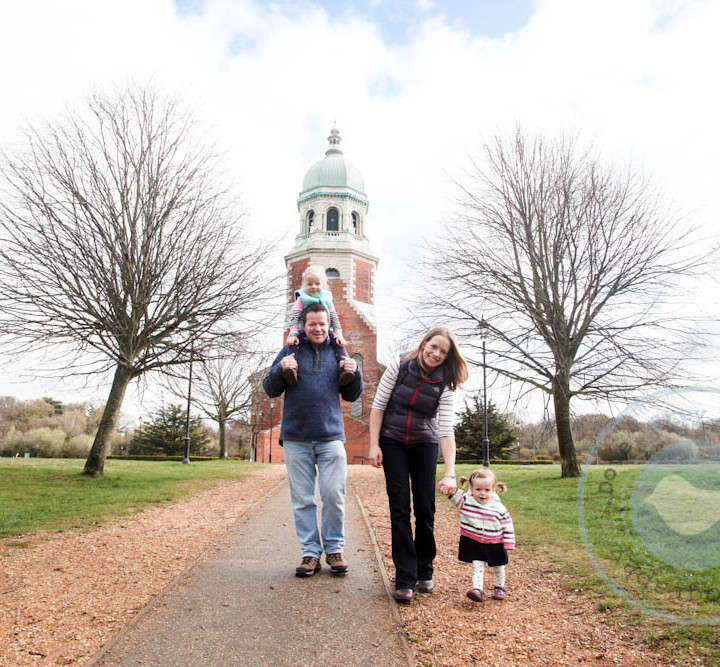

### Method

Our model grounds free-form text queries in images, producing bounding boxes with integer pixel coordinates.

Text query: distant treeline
[0,395,114,458]
[515,413,720,463]
[0,396,249,459]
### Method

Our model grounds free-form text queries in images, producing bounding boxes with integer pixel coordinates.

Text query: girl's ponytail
[465,468,508,493]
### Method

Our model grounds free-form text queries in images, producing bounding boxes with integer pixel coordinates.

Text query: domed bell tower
[284,126,381,464]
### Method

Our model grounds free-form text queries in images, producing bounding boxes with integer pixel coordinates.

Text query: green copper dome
[300,126,366,197]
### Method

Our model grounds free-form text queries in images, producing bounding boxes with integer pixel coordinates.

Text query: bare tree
[417,129,711,477]
[165,338,273,458]
[0,84,275,476]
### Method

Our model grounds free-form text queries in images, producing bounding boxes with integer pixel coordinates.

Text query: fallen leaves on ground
[349,466,674,667]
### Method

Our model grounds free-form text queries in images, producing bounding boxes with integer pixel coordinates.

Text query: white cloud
[1,0,718,414]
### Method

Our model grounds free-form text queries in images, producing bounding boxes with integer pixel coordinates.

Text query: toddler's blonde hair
[302,264,327,288]
[459,468,508,493]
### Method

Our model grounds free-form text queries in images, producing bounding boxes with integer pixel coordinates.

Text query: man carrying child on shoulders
[263,302,362,577]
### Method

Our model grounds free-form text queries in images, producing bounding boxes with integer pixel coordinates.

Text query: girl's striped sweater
[451,489,516,550]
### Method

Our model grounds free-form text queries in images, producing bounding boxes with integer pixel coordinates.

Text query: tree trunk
[218,414,228,459]
[552,374,581,478]
[83,363,134,477]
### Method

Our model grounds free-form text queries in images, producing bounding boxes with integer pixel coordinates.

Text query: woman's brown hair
[403,327,469,391]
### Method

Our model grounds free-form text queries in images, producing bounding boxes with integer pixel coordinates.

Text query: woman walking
[368,327,468,602]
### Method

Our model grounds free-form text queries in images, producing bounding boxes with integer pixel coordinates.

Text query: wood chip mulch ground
[350,465,675,667]
[0,464,681,666]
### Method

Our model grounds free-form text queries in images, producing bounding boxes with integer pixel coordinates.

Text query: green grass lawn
[0,457,265,539]
[450,463,720,664]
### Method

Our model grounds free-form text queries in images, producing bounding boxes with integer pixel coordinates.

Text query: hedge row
[106,455,225,462]
[455,458,556,466]
[0,428,93,459]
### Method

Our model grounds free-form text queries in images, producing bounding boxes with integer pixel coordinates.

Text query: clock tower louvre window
[327,207,339,232]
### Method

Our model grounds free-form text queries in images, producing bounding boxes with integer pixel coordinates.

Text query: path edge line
[355,492,416,667]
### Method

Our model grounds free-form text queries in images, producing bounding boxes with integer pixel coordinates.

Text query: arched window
[351,353,363,418]
[351,212,359,234]
[326,207,339,231]
[306,209,314,233]
[326,268,340,278]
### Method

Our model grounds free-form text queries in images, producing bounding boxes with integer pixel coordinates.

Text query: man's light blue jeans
[283,440,347,557]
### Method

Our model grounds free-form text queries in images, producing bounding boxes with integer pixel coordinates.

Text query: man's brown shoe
[326,552,348,575]
[295,556,320,577]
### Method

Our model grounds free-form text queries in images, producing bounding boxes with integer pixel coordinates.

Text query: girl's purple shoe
[466,588,484,602]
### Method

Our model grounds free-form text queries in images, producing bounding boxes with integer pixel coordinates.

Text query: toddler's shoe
[283,366,298,386]
[492,586,506,600]
[466,588,484,602]
[338,363,355,386]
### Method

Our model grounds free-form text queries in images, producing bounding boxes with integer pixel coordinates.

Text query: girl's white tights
[472,561,506,589]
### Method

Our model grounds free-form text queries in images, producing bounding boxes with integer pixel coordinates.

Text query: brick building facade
[253,126,381,464]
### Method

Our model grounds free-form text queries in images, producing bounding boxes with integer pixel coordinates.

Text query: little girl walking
[442,468,515,602]
[284,264,352,385]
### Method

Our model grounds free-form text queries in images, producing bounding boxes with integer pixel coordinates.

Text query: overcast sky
[1,0,718,421]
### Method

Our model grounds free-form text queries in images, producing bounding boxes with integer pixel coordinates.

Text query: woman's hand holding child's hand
[369,443,383,468]
[438,478,457,496]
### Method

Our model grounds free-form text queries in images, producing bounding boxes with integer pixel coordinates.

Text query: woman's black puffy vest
[380,357,446,444]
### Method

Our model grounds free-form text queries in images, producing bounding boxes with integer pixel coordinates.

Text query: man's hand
[339,356,356,374]
[280,353,297,372]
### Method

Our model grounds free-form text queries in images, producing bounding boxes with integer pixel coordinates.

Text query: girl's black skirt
[458,536,509,566]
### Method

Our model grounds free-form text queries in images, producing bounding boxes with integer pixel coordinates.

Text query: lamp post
[182,323,198,465]
[268,399,275,463]
[251,409,261,463]
[480,317,490,468]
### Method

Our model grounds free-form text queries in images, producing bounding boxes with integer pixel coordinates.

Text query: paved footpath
[90,474,412,667]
